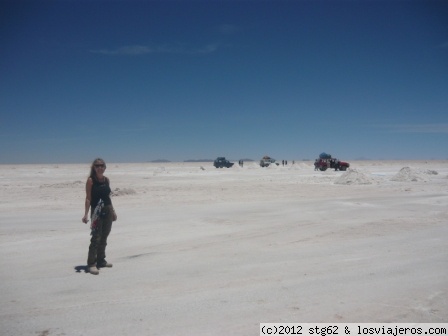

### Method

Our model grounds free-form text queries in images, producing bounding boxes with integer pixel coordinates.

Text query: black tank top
[90,177,112,211]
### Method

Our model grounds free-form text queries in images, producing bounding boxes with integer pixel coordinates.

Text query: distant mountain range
[150,159,171,163]
[183,159,214,162]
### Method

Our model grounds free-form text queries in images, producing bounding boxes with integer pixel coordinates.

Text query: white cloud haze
[91,43,220,55]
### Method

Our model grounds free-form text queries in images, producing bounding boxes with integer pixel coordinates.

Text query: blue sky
[1,0,447,163]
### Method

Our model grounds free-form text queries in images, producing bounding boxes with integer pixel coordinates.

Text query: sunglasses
[94,164,105,168]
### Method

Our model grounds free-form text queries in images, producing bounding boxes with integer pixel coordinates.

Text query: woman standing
[82,158,117,275]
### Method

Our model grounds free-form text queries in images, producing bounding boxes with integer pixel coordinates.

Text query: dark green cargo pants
[87,205,114,266]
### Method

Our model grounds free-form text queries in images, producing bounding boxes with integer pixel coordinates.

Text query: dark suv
[213,157,234,168]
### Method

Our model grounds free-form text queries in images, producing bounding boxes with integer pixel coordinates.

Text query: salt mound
[423,169,438,175]
[247,162,260,169]
[111,188,137,196]
[334,169,373,185]
[391,167,424,182]
[153,167,168,176]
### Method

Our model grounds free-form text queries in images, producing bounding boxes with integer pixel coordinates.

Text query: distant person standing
[82,158,117,275]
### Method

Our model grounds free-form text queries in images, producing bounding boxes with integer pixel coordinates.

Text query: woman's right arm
[82,178,93,224]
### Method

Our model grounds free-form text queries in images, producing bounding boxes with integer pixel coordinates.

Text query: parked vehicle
[260,156,278,167]
[314,153,349,171]
[213,157,234,168]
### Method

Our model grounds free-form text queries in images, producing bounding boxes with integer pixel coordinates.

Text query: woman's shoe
[97,260,113,268]
[89,265,99,275]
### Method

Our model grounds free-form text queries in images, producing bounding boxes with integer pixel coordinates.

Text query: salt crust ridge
[111,187,137,196]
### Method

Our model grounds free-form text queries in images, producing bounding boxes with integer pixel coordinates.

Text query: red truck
[314,153,349,171]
